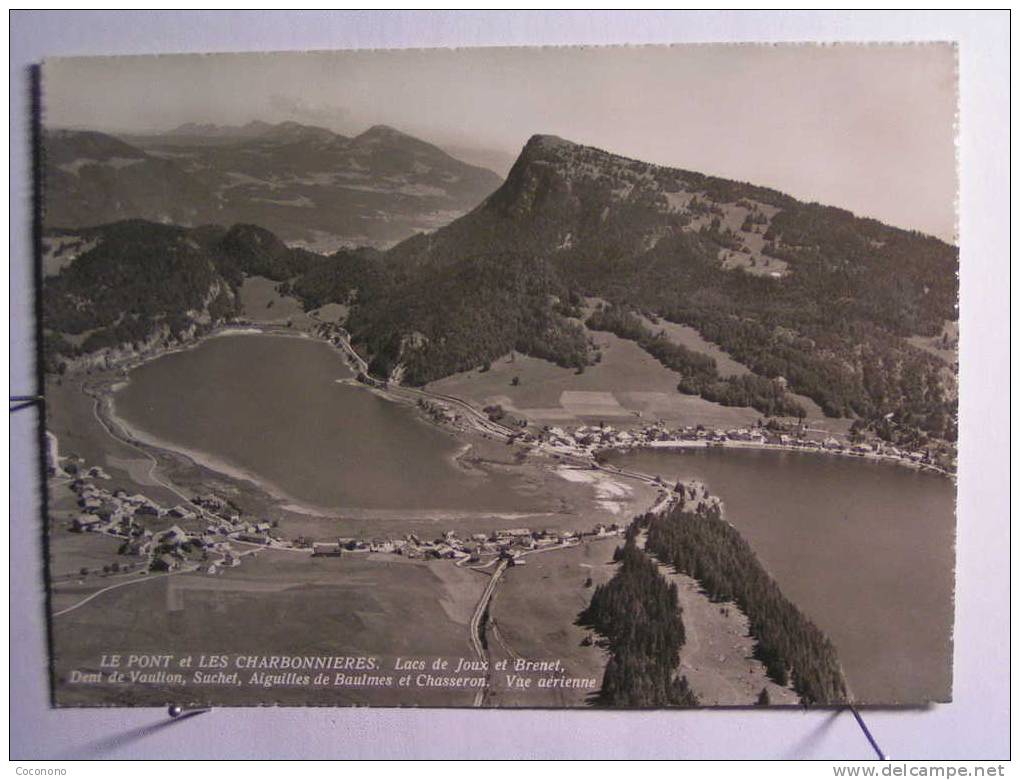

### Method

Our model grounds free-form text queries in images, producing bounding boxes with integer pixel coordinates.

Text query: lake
[114,332,956,704]
[113,332,542,514]
[605,446,956,705]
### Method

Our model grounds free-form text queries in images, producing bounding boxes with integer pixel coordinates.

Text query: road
[464,539,600,707]
[328,331,519,440]
[52,564,200,618]
[82,379,204,512]
[468,558,508,707]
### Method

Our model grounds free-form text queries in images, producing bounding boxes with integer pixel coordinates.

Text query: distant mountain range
[41,133,958,454]
[43,122,503,250]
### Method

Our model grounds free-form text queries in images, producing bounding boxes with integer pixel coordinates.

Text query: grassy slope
[429,323,848,433]
[51,548,484,707]
[487,537,619,707]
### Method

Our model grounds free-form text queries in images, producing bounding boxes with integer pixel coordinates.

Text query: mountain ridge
[41,132,958,458]
[354,133,957,454]
[43,122,503,250]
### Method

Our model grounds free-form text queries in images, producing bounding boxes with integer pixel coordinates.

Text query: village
[416,392,952,476]
[55,462,630,582]
[301,322,954,479]
[539,421,949,474]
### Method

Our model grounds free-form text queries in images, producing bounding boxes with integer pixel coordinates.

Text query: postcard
[38,43,957,708]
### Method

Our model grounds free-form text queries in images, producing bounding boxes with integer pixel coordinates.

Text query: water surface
[606,447,956,705]
[115,333,539,513]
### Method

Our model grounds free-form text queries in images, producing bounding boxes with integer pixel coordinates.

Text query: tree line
[577,536,698,708]
[641,499,848,705]
[585,303,805,418]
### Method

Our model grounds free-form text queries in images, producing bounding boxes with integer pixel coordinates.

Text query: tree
[756,687,771,706]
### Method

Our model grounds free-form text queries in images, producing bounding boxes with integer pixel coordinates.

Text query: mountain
[41,134,959,454]
[40,220,381,374]
[42,129,221,229]
[43,123,503,250]
[348,135,958,450]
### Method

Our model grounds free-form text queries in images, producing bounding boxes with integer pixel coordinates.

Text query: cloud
[267,94,350,128]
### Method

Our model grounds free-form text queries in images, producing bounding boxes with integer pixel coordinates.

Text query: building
[311,542,343,557]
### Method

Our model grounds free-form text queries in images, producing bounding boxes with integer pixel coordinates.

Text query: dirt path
[52,565,200,618]
[658,565,797,706]
[635,530,797,706]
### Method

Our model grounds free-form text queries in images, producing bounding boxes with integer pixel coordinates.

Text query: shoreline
[616,438,954,478]
[63,320,951,538]
[87,329,587,522]
[104,394,567,523]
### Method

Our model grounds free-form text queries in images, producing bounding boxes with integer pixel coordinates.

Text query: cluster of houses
[417,398,459,426]
[66,478,280,575]
[304,523,623,565]
[530,422,943,471]
[64,469,628,576]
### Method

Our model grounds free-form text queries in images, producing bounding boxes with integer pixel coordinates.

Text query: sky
[44,43,958,242]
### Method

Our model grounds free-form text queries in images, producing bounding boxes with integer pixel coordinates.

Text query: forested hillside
[355,135,958,451]
[585,304,805,417]
[643,499,848,705]
[42,133,958,453]
[578,530,698,708]
[40,220,381,373]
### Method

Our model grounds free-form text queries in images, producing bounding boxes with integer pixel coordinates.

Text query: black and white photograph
[33,41,965,713]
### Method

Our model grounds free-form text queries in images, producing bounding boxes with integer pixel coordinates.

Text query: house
[151,554,178,572]
[72,513,102,532]
[161,525,187,543]
[311,542,343,557]
[121,540,152,557]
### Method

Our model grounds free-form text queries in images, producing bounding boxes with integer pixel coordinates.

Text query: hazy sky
[44,43,957,241]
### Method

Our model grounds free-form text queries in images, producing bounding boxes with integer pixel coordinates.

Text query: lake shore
[71,317,950,547]
[87,328,647,528]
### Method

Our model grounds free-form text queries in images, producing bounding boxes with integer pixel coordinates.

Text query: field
[48,529,126,580]
[429,331,766,430]
[485,538,620,707]
[635,314,751,379]
[428,316,842,430]
[648,558,798,706]
[51,548,486,707]
[239,275,349,328]
[632,313,828,420]
[489,534,800,708]
[45,377,184,507]
[238,275,310,325]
